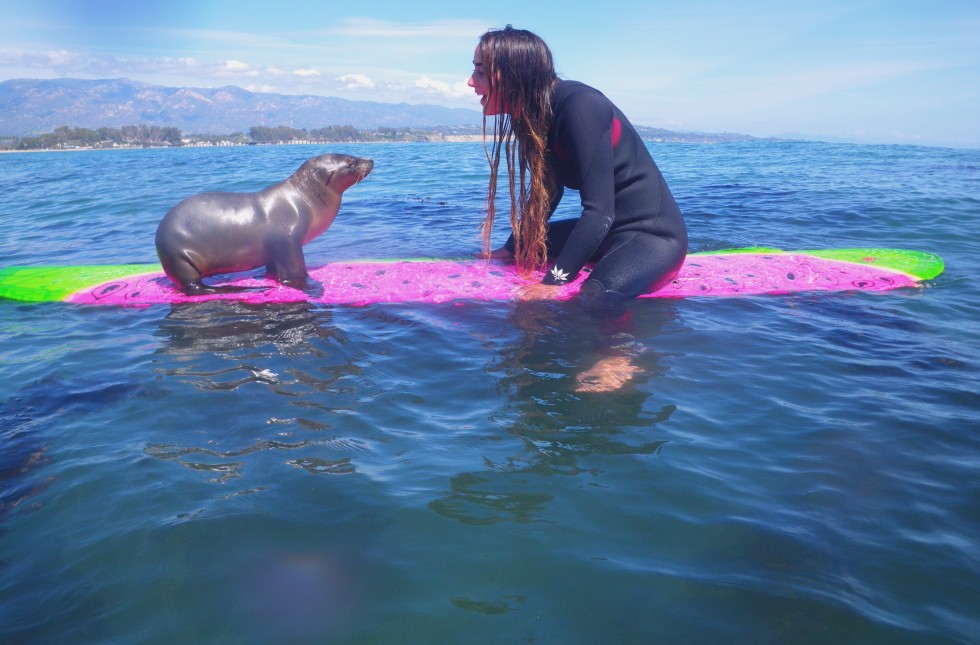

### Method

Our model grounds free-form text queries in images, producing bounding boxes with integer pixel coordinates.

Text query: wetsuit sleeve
[502,184,565,254]
[541,89,617,285]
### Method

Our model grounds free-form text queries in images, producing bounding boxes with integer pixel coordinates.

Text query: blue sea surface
[1,141,978,644]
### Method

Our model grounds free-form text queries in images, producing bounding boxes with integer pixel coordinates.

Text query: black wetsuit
[506,80,688,303]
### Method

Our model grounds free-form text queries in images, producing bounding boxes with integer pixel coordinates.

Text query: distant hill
[633,126,763,144]
[0,78,483,136]
[0,77,769,144]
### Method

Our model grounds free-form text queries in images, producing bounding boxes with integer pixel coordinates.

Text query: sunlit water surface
[1,141,977,643]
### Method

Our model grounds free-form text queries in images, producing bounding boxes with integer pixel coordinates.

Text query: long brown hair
[477,26,557,275]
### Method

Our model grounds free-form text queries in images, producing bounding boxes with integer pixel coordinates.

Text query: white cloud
[0,47,205,79]
[336,74,375,90]
[45,49,79,67]
[0,48,85,70]
[414,76,471,100]
[207,59,258,79]
[220,60,251,72]
[293,68,320,78]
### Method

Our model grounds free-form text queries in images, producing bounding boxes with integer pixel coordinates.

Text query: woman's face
[467,46,503,116]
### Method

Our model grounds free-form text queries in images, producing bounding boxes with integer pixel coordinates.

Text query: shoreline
[8,136,969,154]
[0,136,489,154]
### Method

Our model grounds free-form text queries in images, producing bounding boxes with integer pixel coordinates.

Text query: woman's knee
[576,278,628,314]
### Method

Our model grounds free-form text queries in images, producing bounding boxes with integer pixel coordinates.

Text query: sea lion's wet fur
[155,154,373,295]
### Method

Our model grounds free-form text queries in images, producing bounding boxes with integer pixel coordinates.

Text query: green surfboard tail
[0,264,161,302]
[701,247,945,281]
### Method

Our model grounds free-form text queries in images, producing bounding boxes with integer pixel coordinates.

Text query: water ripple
[1,142,978,644]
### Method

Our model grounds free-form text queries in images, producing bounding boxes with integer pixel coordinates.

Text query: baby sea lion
[155,154,373,295]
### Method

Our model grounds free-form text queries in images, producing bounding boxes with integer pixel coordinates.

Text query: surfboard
[0,247,944,307]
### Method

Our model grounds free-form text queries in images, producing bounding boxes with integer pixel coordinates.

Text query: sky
[3,0,978,148]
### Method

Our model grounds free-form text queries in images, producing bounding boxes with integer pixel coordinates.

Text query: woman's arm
[541,89,617,284]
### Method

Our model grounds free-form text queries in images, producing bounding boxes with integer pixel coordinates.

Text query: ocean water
[1,141,978,644]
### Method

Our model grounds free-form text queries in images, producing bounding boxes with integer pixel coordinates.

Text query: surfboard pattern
[0,248,944,306]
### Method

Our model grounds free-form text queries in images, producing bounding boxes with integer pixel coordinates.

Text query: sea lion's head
[300,154,373,193]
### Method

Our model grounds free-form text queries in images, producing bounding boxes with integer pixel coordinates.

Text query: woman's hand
[516,282,559,300]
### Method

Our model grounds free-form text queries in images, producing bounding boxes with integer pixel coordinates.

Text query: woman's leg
[579,231,686,305]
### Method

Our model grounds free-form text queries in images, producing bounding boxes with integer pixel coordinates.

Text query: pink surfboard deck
[57,248,944,305]
[0,248,944,306]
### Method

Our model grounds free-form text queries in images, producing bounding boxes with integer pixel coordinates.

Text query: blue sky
[3,0,978,148]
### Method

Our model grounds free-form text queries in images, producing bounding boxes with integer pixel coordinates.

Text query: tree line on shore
[0,123,483,151]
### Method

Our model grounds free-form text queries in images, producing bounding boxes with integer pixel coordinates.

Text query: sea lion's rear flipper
[182,281,270,296]
[277,276,323,298]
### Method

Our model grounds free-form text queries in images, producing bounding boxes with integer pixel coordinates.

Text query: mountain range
[0,77,769,145]
[0,78,483,137]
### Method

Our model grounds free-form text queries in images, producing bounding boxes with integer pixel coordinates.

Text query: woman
[468,25,688,308]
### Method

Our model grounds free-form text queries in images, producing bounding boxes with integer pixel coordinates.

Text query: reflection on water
[147,301,365,482]
[430,300,679,525]
[156,300,342,356]
[141,296,682,532]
